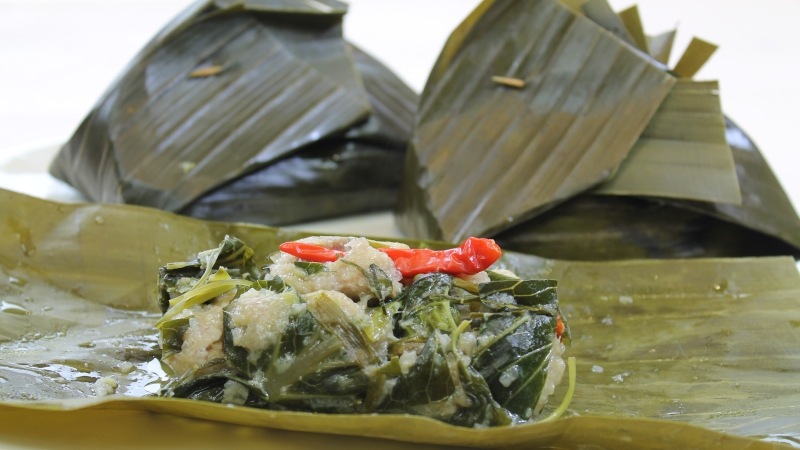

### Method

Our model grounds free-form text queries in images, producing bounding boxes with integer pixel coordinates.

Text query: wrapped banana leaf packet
[49,0,417,226]
[396,0,800,260]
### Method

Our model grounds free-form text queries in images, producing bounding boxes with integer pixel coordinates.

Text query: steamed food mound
[156,236,570,427]
[269,237,405,301]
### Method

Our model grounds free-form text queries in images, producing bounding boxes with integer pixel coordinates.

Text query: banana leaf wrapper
[49,0,416,224]
[396,0,677,242]
[594,79,740,205]
[179,45,416,225]
[396,0,800,259]
[1,188,799,449]
[495,118,800,259]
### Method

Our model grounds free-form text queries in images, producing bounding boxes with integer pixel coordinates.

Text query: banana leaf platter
[396,0,800,259]
[2,188,799,449]
[49,0,417,225]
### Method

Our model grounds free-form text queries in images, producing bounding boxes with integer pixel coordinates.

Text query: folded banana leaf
[396,0,800,260]
[178,45,416,225]
[647,29,677,65]
[49,0,417,224]
[1,188,799,449]
[397,0,676,242]
[594,79,740,205]
[573,2,739,208]
[496,118,800,259]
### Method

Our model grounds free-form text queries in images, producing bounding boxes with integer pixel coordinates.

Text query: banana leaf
[396,0,676,242]
[675,117,800,252]
[397,0,800,259]
[573,1,739,206]
[673,37,719,79]
[594,79,740,205]
[49,0,416,225]
[567,2,675,68]
[647,29,676,65]
[579,0,636,47]
[617,5,649,54]
[496,118,800,259]
[556,7,741,204]
[1,188,800,449]
[178,45,416,225]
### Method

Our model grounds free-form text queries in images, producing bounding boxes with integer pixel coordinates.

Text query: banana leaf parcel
[49,0,417,225]
[1,188,800,449]
[396,0,800,259]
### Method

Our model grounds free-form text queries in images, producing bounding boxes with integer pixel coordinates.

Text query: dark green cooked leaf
[471,312,557,420]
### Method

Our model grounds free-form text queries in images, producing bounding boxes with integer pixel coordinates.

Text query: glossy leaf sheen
[49,1,416,225]
[396,0,675,241]
[496,119,800,259]
[178,45,417,225]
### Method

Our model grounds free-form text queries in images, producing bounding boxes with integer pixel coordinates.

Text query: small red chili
[278,241,344,263]
[278,237,502,278]
[379,237,502,277]
[556,316,564,340]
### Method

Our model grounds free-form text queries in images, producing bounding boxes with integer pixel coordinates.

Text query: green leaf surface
[1,189,800,449]
[647,29,677,65]
[496,118,800,259]
[579,0,636,47]
[669,117,800,254]
[177,44,417,226]
[214,0,348,15]
[396,0,675,242]
[673,37,718,78]
[471,312,555,420]
[595,80,740,205]
[50,0,372,212]
[617,5,649,53]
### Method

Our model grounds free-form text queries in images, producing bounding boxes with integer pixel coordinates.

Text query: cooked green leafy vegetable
[156,236,568,427]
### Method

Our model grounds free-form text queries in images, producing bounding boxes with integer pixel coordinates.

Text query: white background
[1,0,798,210]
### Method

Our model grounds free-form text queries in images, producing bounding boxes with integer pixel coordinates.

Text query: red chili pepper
[278,241,344,262]
[379,237,502,277]
[278,237,502,278]
[556,316,564,340]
